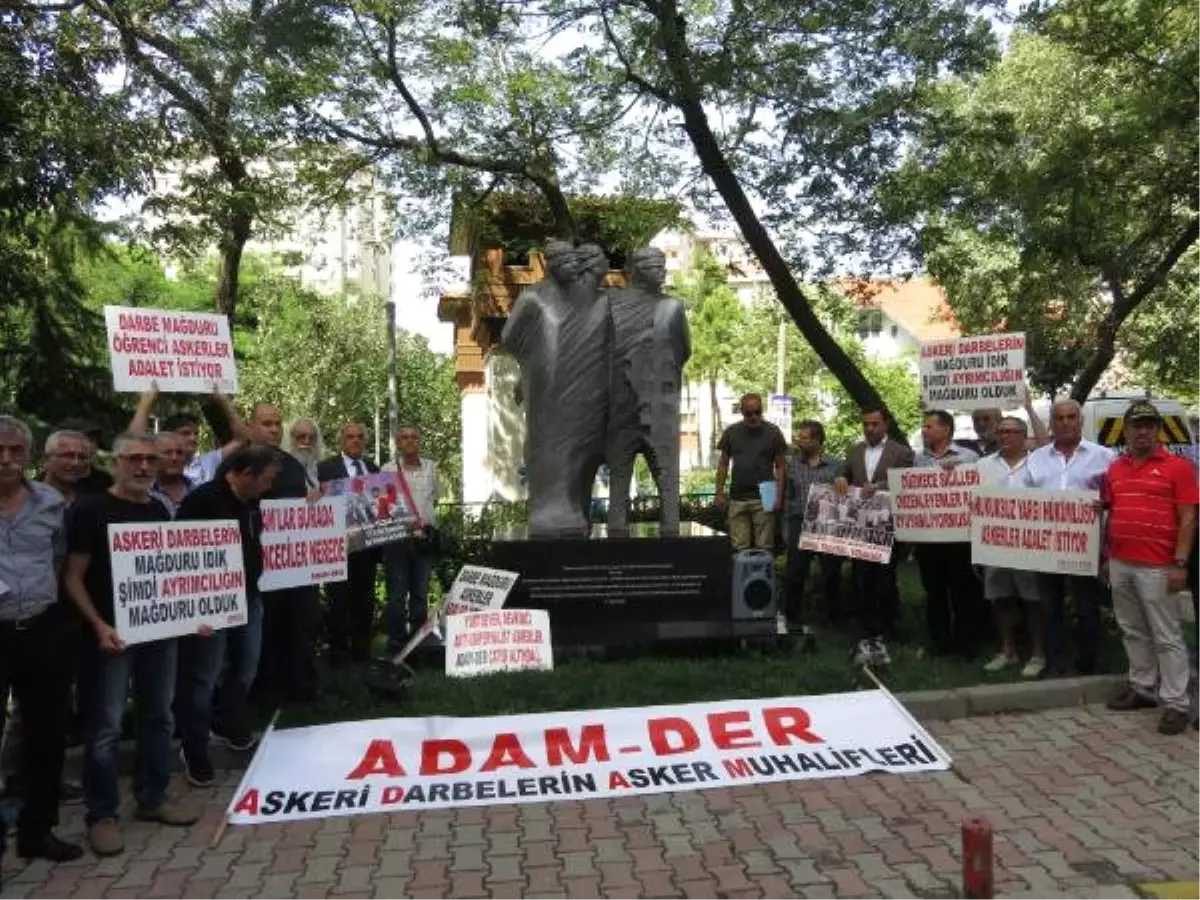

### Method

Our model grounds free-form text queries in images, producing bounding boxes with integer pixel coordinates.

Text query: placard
[441,565,519,618]
[258,497,348,592]
[109,520,247,644]
[322,472,417,552]
[888,465,979,543]
[104,305,238,394]
[798,484,894,563]
[767,394,794,437]
[445,609,553,677]
[226,690,951,824]
[970,486,1100,575]
[919,332,1025,411]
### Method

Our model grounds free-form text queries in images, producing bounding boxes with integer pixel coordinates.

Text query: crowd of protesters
[0,388,438,861]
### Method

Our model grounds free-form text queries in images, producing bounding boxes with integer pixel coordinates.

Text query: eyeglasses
[51,452,91,461]
[118,453,159,465]
[292,432,317,441]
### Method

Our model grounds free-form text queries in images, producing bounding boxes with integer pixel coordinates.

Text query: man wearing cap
[1101,401,1198,735]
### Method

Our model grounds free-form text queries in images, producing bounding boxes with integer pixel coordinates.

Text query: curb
[897,674,1124,722]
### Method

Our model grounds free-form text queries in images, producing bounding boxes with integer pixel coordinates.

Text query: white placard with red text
[919,332,1025,411]
[970,486,1101,576]
[258,497,349,592]
[109,520,248,645]
[888,465,979,542]
[226,691,951,824]
[104,305,238,393]
[445,609,553,678]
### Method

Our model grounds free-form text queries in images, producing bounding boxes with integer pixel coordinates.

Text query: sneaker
[869,636,891,667]
[851,639,873,667]
[212,729,257,753]
[984,653,1018,673]
[136,799,201,827]
[179,746,215,789]
[88,818,124,856]
[1021,656,1046,679]
[1158,709,1189,735]
[1106,686,1158,711]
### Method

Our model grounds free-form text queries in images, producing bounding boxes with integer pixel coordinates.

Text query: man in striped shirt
[1102,401,1198,735]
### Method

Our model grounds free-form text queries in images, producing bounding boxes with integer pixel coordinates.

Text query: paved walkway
[1,704,1196,898]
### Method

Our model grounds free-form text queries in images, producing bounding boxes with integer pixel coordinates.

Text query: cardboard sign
[322,472,418,552]
[919,332,1025,411]
[888,465,979,543]
[109,520,247,644]
[445,609,553,677]
[970,486,1101,575]
[258,497,348,592]
[104,306,238,394]
[799,484,894,563]
[441,565,519,618]
[226,690,951,824]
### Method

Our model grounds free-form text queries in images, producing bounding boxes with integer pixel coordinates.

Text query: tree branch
[600,0,672,103]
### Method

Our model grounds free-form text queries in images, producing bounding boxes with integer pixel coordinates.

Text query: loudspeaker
[731,549,777,620]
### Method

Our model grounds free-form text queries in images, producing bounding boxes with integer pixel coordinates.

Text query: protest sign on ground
[226,690,951,824]
[799,484,894,563]
[441,565,519,618]
[104,305,238,394]
[258,497,348,592]
[970,486,1101,576]
[322,472,417,552]
[109,520,247,644]
[888,465,979,543]
[919,332,1026,411]
[445,609,553,678]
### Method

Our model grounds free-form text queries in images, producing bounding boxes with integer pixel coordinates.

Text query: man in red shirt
[1102,401,1198,734]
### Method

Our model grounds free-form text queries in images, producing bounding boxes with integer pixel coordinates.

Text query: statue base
[489,522,774,651]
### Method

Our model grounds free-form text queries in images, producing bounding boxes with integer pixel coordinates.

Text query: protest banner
[109,520,247,644]
[799,484,894,563]
[888,464,980,543]
[970,486,1101,576]
[258,497,348,592]
[445,609,553,678]
[442,565,519,618]
[767,394,794,437]
[322,472,417,552]
[919,331,1026,411]
[104,305,238,394]
[225,690,951,824]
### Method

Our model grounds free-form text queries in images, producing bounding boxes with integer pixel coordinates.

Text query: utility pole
[775,319,786,395]
[385,300,399,461]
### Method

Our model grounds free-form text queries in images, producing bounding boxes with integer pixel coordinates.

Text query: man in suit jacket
[317,421,380,666]
[836,407,914,647]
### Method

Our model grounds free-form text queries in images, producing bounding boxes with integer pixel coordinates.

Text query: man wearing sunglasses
[715,393,788,551]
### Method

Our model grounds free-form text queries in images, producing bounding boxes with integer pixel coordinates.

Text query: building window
[856,309,883,338]
[890,324,898,337]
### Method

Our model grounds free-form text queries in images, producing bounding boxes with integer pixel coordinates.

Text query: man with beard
[283,418,324,489]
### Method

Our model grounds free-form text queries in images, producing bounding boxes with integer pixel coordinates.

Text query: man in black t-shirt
[175,446,279,787]
[714,393,787,551]
[62,431,201,858]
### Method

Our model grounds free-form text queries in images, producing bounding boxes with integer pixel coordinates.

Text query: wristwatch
[1174,556,1189,568]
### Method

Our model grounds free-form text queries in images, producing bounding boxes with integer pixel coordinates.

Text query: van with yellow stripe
[1085,393,1196,460]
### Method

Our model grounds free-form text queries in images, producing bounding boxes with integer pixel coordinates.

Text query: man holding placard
[63,431,201,857]
[1101,401,1198,734]
[1023,400,1115,677]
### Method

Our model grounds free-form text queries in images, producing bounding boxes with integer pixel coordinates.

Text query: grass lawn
[277,558,1131,728]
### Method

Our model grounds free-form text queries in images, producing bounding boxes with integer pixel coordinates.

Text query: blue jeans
[83,638,178,823]
[383,541,434,654]
[177,597,263,756]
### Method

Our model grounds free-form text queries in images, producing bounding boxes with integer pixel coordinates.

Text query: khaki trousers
[1110,559,1190,712]
[728,499,773,551]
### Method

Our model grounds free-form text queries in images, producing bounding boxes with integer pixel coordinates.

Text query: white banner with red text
[970,486,1101,576]
[104,305,238,394]
[258,497,348,592]
[445,609,553,677]
[109,520,248,644]
[888,465,979,543]
[919,332,1025,411]
[226,691,950,824]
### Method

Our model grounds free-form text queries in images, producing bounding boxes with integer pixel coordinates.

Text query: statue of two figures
[501,242,692,539]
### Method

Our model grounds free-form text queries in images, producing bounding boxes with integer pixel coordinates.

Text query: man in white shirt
[381,426,440,655]
[1023,399,1115,676]
[978,417,1045,677]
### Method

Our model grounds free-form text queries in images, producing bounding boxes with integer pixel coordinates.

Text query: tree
[673,248,744,465]
[878,0,1198,400]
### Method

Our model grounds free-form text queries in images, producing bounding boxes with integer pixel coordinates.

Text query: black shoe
[1106,686,1157,711]
[179,746,215,788]
[1158,709,1189,735]
[17,832,84,862]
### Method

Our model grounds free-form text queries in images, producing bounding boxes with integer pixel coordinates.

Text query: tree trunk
[652,5,896,436]
[709,377,720,457]
[215,208,252,319]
